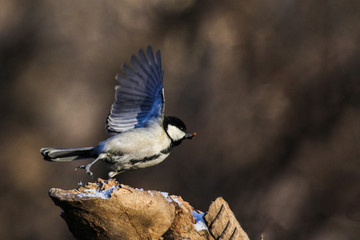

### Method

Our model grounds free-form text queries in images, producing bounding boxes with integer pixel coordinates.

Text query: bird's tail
[40,147,95,162]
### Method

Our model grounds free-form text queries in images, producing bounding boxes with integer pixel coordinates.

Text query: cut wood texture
[204,197,250,240]
[49,178,250,240]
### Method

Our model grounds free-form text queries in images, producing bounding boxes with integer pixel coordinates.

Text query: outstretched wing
[106,46,165,134]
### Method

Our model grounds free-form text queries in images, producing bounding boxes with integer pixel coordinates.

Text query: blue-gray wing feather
[106,46,164,134]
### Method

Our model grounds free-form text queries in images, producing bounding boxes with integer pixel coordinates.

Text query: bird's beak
[185,132,197,139]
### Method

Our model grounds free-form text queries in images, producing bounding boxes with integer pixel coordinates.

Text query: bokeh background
[1,0,360,239]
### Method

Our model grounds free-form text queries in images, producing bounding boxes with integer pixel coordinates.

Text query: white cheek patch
[167,125,186,141]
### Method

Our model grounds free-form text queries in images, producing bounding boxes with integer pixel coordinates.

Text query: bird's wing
[105,46,165,134]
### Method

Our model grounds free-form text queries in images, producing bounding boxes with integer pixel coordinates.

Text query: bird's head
[163,116,196,146]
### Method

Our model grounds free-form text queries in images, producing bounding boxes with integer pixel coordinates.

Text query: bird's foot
[75,164,94,177]
[108,171,118,178]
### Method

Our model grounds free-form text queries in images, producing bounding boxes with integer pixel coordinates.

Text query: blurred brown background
[1,0,360,239]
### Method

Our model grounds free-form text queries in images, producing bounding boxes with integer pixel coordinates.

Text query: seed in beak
[185,132,196,139]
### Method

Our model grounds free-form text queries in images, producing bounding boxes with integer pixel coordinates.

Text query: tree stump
[49,178,250,240]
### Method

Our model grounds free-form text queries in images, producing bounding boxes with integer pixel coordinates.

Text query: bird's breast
[103,124,171,159]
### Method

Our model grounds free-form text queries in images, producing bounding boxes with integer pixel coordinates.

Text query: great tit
[40,46,196,178]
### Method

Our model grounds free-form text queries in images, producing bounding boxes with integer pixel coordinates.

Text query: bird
[40,46,196,178]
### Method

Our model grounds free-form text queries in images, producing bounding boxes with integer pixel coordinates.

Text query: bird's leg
[75,158,100,177]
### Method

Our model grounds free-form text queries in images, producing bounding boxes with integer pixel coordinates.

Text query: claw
[75,158,99,177]
[85,165,93,177]
[108,171,118,178]
[75,165,86,170]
